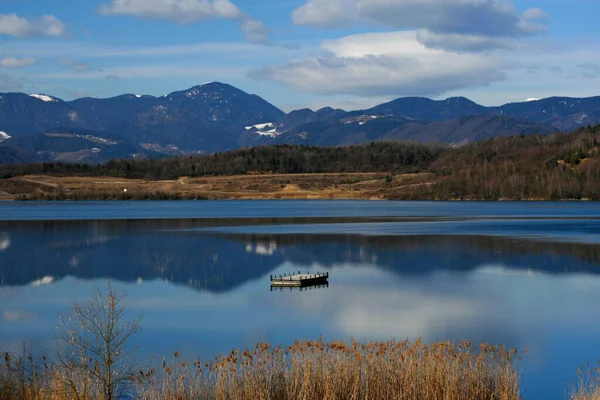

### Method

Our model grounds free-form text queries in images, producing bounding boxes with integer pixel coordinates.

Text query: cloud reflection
[0,233,10,251]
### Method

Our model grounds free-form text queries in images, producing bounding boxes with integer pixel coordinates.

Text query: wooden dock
[270,271,329,287]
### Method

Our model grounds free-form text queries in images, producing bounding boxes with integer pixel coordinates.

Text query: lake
[1,201,600,400]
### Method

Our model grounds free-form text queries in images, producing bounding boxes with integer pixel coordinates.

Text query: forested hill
[1,124,600,200]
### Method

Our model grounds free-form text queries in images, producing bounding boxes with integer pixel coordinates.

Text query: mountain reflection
[1,219,600,292]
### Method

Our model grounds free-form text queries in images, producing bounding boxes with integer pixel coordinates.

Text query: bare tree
[54,284,142,400]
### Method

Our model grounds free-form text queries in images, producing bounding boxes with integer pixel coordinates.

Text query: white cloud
[240,17,269,44]
[0,57,36,68]
[99,0,269,43]
[253,31,505,97]
[0,14,31,37]
[0,13,67,38]
[99,0,241,23]
[38,16,68,37]
[39,65,246,80]
[416,31,515,53]
[293,0,546,36]
[292,0,351,28]
[292,0,547,53]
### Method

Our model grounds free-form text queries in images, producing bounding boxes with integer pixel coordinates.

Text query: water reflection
[2,220,600,291]
[270,284,330,292]
[1,219,600,400]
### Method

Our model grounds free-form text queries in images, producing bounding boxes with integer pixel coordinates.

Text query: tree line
[0,141,442,180]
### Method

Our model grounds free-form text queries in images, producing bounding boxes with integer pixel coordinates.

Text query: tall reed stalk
[2,337,522,400]
[136,338,521,400]
[572,362,600,400]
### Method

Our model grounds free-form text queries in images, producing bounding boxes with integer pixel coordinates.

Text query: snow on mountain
[525,98,541,102]
[29,94,58,102]
[244,122,282,137]
[0,131,10,142]
[341,115,382,125]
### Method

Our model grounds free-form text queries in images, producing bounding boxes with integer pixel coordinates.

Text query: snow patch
[135,94,141,98]
[525,98,540,102]
[244,122,282,137]
[245,122,273,131]
[68,111,79,122]
[30,94,57,102]
[0,131,10,142]
[185,88,200,98]
[44,132,117,146]
[341,115,382,125]
[574,113,590,124]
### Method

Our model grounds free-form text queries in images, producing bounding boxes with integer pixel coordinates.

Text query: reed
[135,338,521,400]
[572,362,600,400]
[2,338,521,400]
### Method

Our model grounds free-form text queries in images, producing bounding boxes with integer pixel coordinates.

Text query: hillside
[276,114,553,146]
[1,125,599,201]
[0,146,37,165]
[1,83,599,165]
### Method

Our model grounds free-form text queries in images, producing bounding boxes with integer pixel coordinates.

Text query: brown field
[0,173,437,201]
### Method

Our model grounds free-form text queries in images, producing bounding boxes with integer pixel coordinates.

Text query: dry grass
[0,173,437,200]
[572,362,600,400]
[1,338,521,400]
[137,338,522,400]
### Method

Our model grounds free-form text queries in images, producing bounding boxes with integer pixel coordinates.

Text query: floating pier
[270,271,329,288]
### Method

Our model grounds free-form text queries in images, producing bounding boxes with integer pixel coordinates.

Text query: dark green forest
[0,141,441,179]
[2,125,600,200]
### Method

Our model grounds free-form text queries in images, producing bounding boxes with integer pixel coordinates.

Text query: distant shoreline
[0,173,595,202]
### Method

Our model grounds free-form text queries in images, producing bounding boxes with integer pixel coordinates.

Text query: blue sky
[1,0,599,111]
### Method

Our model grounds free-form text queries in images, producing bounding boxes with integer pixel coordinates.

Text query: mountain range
[1,82,599,164]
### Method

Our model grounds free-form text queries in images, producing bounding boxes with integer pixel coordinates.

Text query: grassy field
[0,172,437,200]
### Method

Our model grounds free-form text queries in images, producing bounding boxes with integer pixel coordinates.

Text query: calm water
[1,201,600,400]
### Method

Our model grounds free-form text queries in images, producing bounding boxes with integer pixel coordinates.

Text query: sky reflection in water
[1,204,600,400]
